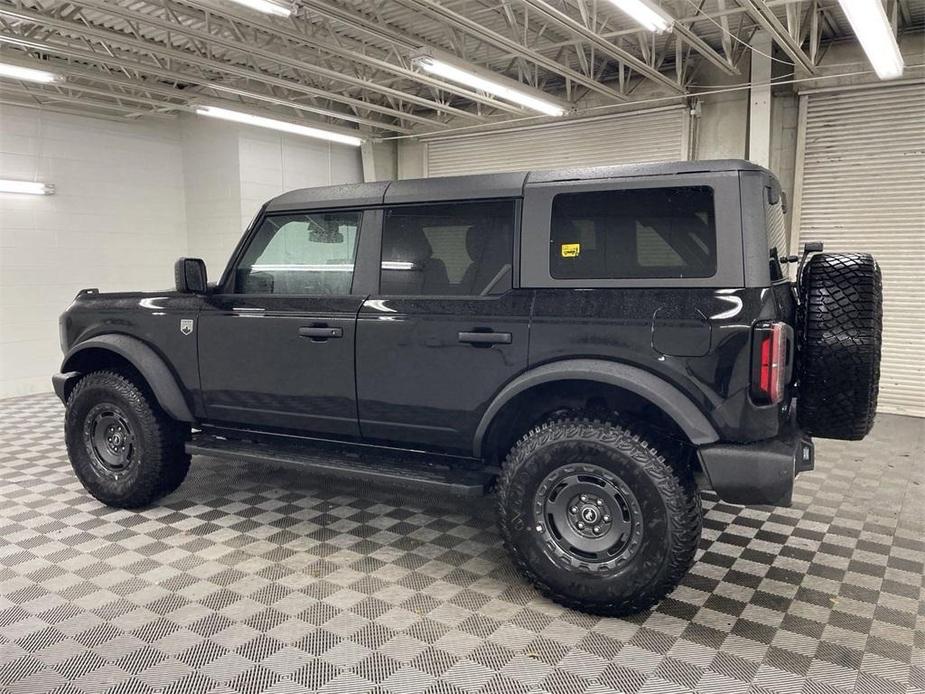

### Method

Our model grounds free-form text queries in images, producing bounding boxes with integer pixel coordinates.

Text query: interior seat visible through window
[380,219,450,295]
[379,201,515,297]
[460,224,512,295]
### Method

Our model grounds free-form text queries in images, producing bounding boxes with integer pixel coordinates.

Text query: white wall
[0,108,363,399]
[0,105,187,398]
[181,116,242,274]
[181,114,363,273]
[238,126,363,229]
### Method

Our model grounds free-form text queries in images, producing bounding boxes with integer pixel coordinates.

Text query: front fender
[473,358,720,457]
[57,334,194,423]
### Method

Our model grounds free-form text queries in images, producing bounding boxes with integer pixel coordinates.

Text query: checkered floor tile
[0,393,922,694]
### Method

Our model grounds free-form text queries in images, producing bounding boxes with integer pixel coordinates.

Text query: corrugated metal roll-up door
[794,82,925,417]
[424,107,689,177]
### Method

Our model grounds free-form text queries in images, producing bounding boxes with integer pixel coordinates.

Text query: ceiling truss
[0,0,919,136]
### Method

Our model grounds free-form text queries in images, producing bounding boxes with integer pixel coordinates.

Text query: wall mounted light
[0,179,55,195]
[605,0,673,33]
[837,0,904,79]
[0,61,62,84]
[411,49,568,117]
[194,105,364,147]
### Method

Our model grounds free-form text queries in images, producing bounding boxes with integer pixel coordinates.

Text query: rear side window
[380,200,515,296]
[549,186,717,279]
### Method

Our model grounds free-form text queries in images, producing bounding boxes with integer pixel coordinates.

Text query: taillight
[751,322,791,405]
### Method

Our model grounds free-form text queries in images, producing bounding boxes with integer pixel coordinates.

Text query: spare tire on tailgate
[797,252,882,440]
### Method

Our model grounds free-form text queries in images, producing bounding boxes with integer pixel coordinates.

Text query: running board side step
[186,433,494,497]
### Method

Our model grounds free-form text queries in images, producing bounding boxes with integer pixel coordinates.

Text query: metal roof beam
[165,0,525,115]
[517,0,687,92]
[0,35,417,132]
[65,0,486,122]
[175,1,526,115]
[671,23,739,75]
[301,0,421,51]
[0,5,444,129]
[0,82,175,117]
[395,0,628,101]
[736,0,817,73]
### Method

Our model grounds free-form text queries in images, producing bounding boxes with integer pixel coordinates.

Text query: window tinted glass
[766,199,787,281]
[235,211,361,294]
[549,187,717,279]
[381,201,514,296]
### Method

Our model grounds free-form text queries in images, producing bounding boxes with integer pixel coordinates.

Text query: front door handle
[299,326,343,339]
[458,331,512,345]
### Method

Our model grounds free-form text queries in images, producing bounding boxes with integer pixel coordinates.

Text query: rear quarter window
[766,199,788,281]
[549,186,717,280]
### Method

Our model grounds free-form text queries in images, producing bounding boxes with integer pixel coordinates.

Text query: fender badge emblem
[180,319,194,336]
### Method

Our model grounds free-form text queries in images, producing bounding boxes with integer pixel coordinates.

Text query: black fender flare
[473,358,719,457]
[60,334,194,423]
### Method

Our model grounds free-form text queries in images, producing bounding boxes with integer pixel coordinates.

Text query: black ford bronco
[54,160,882,615]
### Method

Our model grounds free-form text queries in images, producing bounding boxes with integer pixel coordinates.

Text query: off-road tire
[797,252,882,440]
[497,417,701,616]
[65,371,190,508]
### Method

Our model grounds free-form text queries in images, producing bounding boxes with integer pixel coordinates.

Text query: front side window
[550,187,717,280]
[235,211,361,295]
[380,201,515,296]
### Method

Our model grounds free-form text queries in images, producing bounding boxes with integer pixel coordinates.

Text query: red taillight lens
[752,322,790,404]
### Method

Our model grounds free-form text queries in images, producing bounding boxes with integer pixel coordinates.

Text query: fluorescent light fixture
[837,0,904,79]
[412,52,567,117]
[195,105,363,146]
[0,179,55,195]
[606,0,673,33]
[0,61,62,84]
[225,0,290,16]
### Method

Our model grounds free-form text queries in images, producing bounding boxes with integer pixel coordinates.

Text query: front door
[356,199,531,453]
[198,208,368,437]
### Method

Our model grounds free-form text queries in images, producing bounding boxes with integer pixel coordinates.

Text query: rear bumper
[52,372,80,404]
[697,425,814,507]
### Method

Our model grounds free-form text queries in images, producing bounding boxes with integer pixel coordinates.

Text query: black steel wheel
[535,465,643,571]
[84,405,137,477]
[65,371,190,508]
[498,417,701,616]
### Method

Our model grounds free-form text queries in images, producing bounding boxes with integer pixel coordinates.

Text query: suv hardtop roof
[265,159,772,213]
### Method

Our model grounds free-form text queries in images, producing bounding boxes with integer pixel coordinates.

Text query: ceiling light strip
[837,0,904,80]
[195,105,364,146]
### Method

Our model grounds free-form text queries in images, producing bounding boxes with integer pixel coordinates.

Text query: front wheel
[497,417,701,616]
[65,371,190,508]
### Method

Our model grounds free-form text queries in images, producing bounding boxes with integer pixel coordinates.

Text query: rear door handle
[458,331,512,345]
[299,326,343,339]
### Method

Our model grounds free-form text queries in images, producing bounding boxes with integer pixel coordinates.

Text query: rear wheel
[797,252,882,440]
[65,371,190,508]
[497,417,701,616]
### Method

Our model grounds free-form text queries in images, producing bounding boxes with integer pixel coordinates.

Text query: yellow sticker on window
[561,243,581,258]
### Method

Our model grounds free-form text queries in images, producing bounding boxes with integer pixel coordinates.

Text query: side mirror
[175,258,208,294]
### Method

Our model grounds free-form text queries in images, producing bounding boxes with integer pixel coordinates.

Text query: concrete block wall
[238,126,363,231]
[181,116,243,274]
[0,105,187,397]
[182,115,364,273]
[0,109,363,398]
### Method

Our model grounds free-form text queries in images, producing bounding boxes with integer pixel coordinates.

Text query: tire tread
[497,416,701,616]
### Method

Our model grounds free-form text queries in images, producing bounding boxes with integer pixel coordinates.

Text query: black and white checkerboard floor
[0,394,922,694]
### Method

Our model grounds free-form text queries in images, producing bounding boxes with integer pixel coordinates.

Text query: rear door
[355,200,531,453]
[198,209,372,437]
